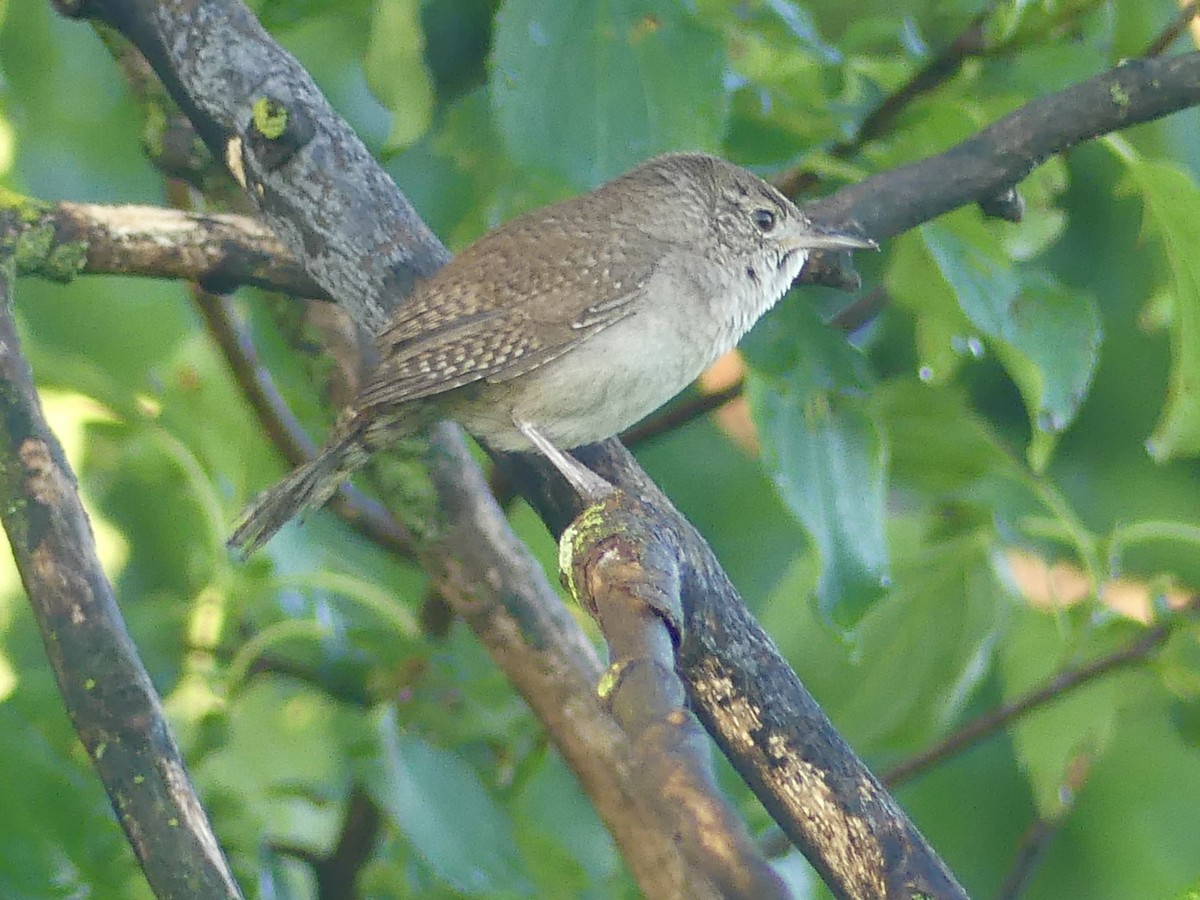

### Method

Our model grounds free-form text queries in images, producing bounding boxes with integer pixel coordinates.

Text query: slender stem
[1145,1,1200,57]
[775,8,993,197]
[1025,475,1103,594]
[225,618,331,690]
[992,754,1092,900]
[1108,519,1200,573]
[883,597,1200,786]
[621,382,746,447]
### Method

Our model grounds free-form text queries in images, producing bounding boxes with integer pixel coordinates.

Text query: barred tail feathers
[228,432,369,555]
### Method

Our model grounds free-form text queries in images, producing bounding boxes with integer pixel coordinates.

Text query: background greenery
[2,0,1200,897]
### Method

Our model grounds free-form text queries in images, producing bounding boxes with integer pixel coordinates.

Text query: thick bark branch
[562,493,791,900]
[423,425,725,898]
[513,446,967,900]
[808,52,1200,239]
[33,200,319,297]
[0,268,241,898]
[65,0,447,334]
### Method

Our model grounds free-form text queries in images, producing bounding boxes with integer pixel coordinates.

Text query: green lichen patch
[252,97,289,140]
[1109,81,1131,110]
[0,186,50,224]
[140,103,169,160]
[45,240,88,282]
[557,500,617,601]
[13,225,54,271]
[7,224,87,282]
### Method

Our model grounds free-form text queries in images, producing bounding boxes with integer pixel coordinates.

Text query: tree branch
[883,595,1200,787]
[5,197,322,297]
[808,52,1200,238]
[0,267,242,898]
[775,7,992,198]
[994,753,1092,900]
[514,445,968,900]
[1145,1,1200,58]
[314,783,381,900]
[562,493,791,899]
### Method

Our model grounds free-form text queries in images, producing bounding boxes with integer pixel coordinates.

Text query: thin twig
[314,784,382,900]
[620,382,746,447]
[775,9,992,197]
[993,754,1092,900]
[883,597,1200,787]
[1145,1,1200,58]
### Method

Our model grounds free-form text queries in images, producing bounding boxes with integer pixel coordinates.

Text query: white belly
[461,248,808,451]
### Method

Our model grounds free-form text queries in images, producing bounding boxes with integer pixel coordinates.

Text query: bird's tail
[228,430,369,556]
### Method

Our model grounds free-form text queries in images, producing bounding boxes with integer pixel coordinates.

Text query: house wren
[230,152,873,553]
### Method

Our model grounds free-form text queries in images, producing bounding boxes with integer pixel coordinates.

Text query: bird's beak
[788,220,877,251]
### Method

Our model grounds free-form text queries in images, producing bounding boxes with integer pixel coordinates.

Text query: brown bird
[230,152,873,553]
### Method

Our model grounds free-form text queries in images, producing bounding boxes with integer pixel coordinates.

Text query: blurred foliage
[1,0,1200,898]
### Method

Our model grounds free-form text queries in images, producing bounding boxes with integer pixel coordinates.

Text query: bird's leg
[514,419,615,501]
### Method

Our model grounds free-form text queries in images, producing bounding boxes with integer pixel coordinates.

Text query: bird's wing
[357,218,660,411]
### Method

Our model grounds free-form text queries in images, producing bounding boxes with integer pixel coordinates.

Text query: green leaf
[700,0,844,163]
[886,230,974,386]
[761,526,1006,751]
[873,379,1013,496]
[512,754,621,897]
[0,698,150,898]
[1113,151,1200,462]
[364,0,435,151]
[921,220,1101,470]
[745,301,888,625]
[490,0,728,188]
[363,710,530,896]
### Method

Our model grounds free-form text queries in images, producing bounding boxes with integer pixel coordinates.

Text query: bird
[229,152,874,553]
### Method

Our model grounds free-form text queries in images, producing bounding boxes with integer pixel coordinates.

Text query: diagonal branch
[883,595,1200,787]
[562,494,792,899]
[0,268,242,898]
[514,445,968,900]
[808,52,1200,237]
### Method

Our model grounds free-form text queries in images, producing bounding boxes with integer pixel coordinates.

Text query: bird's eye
[752,208,777,232]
